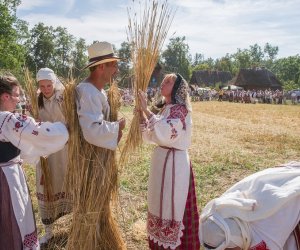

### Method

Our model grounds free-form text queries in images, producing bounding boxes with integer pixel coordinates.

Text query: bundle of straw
[63,80,125,250]
[120,0,174,164]
[23,68,53,214]
[23,68,39,119]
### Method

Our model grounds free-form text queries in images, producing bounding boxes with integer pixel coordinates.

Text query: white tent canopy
[222,85,244,90]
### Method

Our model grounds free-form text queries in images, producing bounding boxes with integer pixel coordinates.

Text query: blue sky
[17,0,300,60]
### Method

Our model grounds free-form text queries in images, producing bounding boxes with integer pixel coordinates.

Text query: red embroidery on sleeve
[250,241,270,250]
[167,105,188,130]
[166,120,178,139]
[32,130,38,136]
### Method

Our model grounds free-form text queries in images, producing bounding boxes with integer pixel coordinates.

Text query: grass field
[24,101,300,249]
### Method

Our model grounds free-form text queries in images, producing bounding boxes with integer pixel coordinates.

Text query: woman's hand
[138,90,148,112]
[138,90,154,119]
[134,106,147,123]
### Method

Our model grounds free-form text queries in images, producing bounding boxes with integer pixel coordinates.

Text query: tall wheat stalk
[120,0,174,164]
[23,68,39,119]
[23,68,53,215]
[63,79,125,250]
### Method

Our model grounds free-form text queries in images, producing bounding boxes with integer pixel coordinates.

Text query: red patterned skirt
[149,167,200,249]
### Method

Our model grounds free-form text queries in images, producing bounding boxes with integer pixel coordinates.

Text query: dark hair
[0,75,20,96]
[38,91,44,109]
[171,74,182,104]
[89,61,117,72]
[89,65,97,72]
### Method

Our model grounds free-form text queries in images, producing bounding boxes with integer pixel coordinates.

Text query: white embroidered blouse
[141,104,192,149]
[76,81,119,150]
[0,111,68,162]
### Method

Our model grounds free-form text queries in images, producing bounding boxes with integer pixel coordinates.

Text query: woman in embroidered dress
[0,75,68,250]
[138,73,200,250]
[35,68,72,244]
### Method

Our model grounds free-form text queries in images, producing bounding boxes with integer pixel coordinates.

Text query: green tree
[214,54,233,73]
[263,43,279,69]
[2,0,21,11]
[0,2,27,75]
[162,36,191,80]
[249,44,264,66]
[271,55,300,89]
[53,26,75,77]
[232,48,251,70]
[192,63,211,71]
[25,23,56,73]
[192,53,204,67]
[71,38,88,79]
[118,41,132,87]
[264,43,279,61]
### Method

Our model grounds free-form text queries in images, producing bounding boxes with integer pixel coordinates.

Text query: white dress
[0,111,68,250]
[36,89,72,225]
[141,104,194,249]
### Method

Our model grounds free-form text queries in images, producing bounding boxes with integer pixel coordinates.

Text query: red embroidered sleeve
[166,105,188,130]
[250,241,270,250]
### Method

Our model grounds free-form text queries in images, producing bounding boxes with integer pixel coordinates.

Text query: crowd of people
[190,87,300,105]
[1,41,299,250]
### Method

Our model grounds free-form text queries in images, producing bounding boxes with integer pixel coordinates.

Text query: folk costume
[141,75,200,250]
[65,41,126,250]
[0,111,68,250]
[76,81,119,149]
[200,161,300,250]
[35,68,72,237]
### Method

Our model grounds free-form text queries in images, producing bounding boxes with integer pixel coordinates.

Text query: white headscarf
[36,68,64,91]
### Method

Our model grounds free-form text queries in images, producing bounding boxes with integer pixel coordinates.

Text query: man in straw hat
[199,161,300,250]
[66,41,126,249]
[77,41,125,148]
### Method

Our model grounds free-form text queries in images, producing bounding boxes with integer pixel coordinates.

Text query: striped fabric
[149,167,200,250]
[0,167,23,250]
[294,221,300,249]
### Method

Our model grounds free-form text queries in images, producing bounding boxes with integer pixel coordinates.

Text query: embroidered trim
[166,120,178,139]
[12,114,28,132]
[250,241,270,250]
[32,130,38,136]
[23,230,38,248]
[0,113,11,134]
[167,105,188,130]
[147,211,182,248]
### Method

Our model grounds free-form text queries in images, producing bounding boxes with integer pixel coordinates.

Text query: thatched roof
[190,70,232,87]
[231,68,282,90]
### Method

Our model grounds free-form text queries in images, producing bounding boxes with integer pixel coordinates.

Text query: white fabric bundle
[200,162,300,250]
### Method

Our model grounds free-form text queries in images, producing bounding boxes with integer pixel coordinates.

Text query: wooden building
[190,70,232,87]
[230,68,282,90]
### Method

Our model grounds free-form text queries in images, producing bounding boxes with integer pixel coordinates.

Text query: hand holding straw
[120,0,175,165]
[138,89,153,119]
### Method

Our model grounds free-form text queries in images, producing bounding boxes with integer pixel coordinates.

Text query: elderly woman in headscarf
[138,73,200,250]
[199,161,300,250]
[35,68,72,244]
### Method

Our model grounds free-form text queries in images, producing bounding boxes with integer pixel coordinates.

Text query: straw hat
[83,41,121,69]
